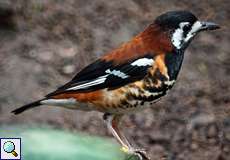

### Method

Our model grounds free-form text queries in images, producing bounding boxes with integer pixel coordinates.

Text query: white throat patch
[171,22,189,49]
[171,28,184,49]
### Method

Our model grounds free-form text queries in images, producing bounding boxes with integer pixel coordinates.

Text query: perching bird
[12,11,219,159]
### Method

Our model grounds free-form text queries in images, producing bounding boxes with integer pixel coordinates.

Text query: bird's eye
[183,24,191,32]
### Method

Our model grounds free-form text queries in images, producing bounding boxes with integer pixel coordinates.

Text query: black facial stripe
[183,24,192,37]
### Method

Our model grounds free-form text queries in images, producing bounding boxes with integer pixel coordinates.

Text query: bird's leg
[103,113,150,160]
[103,113,131,149]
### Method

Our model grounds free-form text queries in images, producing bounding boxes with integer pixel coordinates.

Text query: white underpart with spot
[128,87,140,96]
[131,58,154,66]
[144,90,164,97]
[105,69,129,79]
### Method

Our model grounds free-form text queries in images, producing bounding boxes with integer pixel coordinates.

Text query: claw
[133,150,151,160]
[121,146,129,153]
[122,147,151,160]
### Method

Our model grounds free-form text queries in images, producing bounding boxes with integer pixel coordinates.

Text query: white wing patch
[67,69,129,91]
[66,57,154,91]
[131,58,154,66]
[67,75,108,90]
[105,69,129,79]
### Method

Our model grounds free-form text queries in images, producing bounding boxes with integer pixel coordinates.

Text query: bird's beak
[200,21,220,31]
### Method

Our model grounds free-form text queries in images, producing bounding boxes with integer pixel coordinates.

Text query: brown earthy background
[0,0,229,160]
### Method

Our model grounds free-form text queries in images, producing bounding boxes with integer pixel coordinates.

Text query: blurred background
[0,0,229,160]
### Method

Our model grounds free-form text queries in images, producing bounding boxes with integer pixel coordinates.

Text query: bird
[12,10,219,159]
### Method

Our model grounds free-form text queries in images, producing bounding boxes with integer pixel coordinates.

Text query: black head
[155,11,197,30]
[155,11,220,50]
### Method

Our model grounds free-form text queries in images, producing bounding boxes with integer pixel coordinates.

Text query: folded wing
[46,54,155,97]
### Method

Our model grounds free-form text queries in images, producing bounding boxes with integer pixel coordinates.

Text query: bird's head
[154,11,220,50]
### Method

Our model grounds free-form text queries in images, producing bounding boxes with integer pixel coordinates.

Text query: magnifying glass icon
[3,141,18,157]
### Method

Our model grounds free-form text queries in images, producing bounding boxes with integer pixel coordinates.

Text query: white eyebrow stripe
[131,58,154,66]
[179,22,189,28]
[105,69,129,79]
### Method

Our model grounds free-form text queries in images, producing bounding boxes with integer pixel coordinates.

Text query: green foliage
[0,126,138,160]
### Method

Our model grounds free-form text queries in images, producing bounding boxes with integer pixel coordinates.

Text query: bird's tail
[11,99,44,115]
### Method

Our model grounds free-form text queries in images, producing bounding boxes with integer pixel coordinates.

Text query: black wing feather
[55,60,113,91]
[46,54,154,97]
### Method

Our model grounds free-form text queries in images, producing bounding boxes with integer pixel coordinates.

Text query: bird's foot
[121,146,150,160]
[132,148,150,160]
